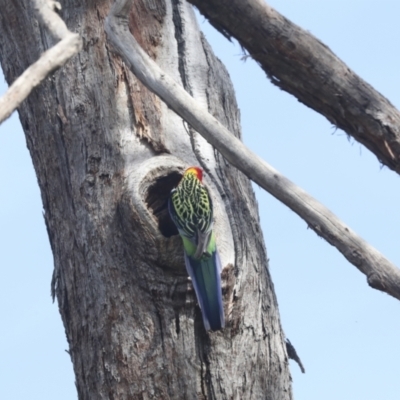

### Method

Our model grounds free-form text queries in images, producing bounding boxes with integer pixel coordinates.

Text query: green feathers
[169,168,213,246]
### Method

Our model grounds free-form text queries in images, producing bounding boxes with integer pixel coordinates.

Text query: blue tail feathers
[184,249,225,331]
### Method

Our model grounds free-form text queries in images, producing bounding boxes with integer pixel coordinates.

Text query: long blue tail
[184,249,225,331]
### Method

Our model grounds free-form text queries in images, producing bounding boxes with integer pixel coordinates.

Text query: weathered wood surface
[189,0,400,174]
[0,0,291,398]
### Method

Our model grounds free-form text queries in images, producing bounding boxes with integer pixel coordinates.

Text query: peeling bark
[0,0,291,398]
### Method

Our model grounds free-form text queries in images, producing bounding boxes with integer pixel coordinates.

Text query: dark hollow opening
[146,171,182,237]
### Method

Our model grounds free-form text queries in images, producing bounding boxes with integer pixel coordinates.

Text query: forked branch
[105,0,400,301]
[0,0,82,125]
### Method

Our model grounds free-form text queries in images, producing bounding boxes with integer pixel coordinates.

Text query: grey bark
[188,0,400,174]
[0,0,291,399]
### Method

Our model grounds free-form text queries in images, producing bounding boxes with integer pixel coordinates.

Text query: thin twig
[0,0,82,125]
[105,0,400,301]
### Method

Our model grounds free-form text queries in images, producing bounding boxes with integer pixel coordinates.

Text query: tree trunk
[0,0,291,398]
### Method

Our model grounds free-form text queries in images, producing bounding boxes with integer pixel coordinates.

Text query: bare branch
[105,0,400,301]
[0,0,82,125]
[34,0,69,40]
[188,0,400,174]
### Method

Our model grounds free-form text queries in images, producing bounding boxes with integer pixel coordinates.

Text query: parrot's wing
[169,190,212,257]
[193,192,214,258]
[193,229,212,259]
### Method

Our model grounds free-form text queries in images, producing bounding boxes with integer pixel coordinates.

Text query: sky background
[1,1,400,399]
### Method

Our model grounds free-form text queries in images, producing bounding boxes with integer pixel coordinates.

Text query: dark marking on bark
[171,0,191,93]
[121,62,168,154]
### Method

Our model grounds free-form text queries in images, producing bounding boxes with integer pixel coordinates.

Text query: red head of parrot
[183,166,203,182]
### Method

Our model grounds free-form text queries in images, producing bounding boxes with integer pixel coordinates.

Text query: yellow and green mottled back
[169,168,213,240]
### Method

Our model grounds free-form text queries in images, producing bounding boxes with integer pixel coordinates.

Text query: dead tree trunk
[0,0,291,398]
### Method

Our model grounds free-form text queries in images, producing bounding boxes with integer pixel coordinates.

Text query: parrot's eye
[146,171,181,237]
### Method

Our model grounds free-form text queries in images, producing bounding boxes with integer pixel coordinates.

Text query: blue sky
[1,1,400,399]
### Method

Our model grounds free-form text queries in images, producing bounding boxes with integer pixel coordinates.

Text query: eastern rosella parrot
[168,167,225,331]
